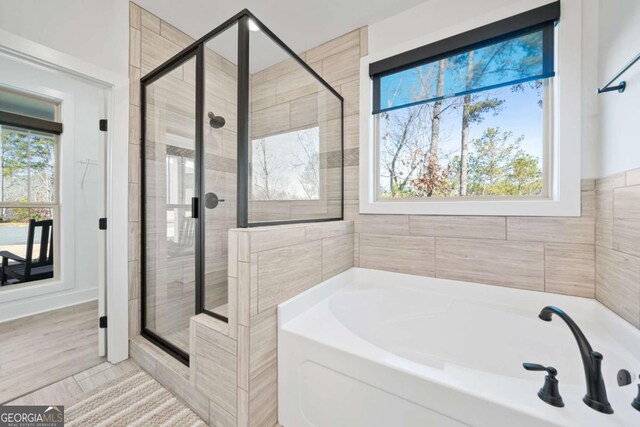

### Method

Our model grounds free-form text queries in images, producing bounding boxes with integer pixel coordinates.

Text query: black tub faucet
[538,306,613,414]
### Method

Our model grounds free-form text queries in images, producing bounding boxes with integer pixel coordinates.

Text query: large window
[363,2,566,215]
[0,88,59,286]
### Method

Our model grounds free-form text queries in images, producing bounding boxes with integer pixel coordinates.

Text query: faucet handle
[523,362,564,407]
[523,363,558,378]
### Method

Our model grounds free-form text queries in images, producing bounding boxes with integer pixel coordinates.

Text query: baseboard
[0,288,98,323]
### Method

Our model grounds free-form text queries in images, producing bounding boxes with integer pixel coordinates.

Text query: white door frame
[0,28,129,363]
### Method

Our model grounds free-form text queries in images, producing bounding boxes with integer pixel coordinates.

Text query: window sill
[359,197,581,217]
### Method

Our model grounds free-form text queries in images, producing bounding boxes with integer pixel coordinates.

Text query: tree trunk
[459,52,474,196]
[427,59,447,197]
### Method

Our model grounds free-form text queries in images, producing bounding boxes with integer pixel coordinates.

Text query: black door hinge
[99,316,107,328]
[99,119,108,131]
[99,218,107,230]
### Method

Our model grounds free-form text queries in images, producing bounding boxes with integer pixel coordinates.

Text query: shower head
[208,112,226,129]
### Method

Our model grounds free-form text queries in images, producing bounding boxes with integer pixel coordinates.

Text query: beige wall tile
[360,234,434,277]
[613,218,640,257]
[129,66,141,106]
[321,46,360,87]
[194,337,237,416]
[359,26,368,57]
[194,316,236,355]
[210,400,236,427]
[249,226,306,253]
[141,8,160,33]
[250,253,258,317]
[322,234,354,280]
[129,2,141,30]
[581,178,595,191]
[275,68,319,105]
[507,217,595,244]
[340,79,360,117]
[596,218,614,249]
[141,29,184,75]
[129,339,156,377]
[251,78,277,112]
[612,185,640,257]
[354,233,360,267]
[249,309,277,381]
[129,27,141,68]
[626,168,640,186]
[238,231,250,262]
[237,389,249,427]
[251,103,290,139]
[545,243,595,297]
[238,261,250,326]
[128,183,139,222]
[249,201,291,223]
[596,172,626,191]
[596,247,640,328]
[305,220,353,241]
[305,29,360,64]
[410,216,506,240]
[227,276,238,340]
[581,190,596,217]
[228,230,238,278]
[595,189,614,218]
[128,260,140,300]
[436,238,544,291]
[249,362,278,427]
[128,298,140,337]
[160,20,193,48]
[353,214,410,235]
[128,222,139,261]
[614,185,640,218]
[155,360,210,423]
[238,324,249,391]
[343,114,359,149]
[257,241,322,312]
[290,93,319,129]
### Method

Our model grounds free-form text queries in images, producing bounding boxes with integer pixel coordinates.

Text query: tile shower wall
[595,169,640,328]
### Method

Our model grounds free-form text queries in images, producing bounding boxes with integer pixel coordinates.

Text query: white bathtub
[278,268,640,427]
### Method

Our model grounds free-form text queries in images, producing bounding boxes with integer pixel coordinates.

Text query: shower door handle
[191,197,199,219]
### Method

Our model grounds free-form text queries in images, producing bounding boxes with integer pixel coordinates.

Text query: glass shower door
[143,53,198,358]
[201,23,238,320]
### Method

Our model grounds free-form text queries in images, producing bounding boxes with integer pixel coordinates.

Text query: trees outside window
[376,29,549,200]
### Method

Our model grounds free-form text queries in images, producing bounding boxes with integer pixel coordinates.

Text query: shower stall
[140,9,344,363]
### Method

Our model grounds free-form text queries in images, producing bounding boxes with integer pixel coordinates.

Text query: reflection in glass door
[201,23,238,320]
[142,53,198,361]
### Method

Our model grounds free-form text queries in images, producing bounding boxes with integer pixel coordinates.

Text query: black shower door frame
[140,9,344,364]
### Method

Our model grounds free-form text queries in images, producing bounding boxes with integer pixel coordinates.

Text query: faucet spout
[538,306,613,414]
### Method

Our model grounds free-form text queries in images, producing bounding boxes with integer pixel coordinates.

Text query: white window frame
[359,2,582,216]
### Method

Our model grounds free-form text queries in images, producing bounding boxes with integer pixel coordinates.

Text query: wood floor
[6,360,138,407]
[0,300,105,404]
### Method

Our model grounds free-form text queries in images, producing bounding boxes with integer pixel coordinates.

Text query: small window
[369,2,558,201]
[250,127,320,201]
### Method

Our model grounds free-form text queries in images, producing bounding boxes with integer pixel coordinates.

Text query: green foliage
[1,128,56,206]
[466,127,542,196]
